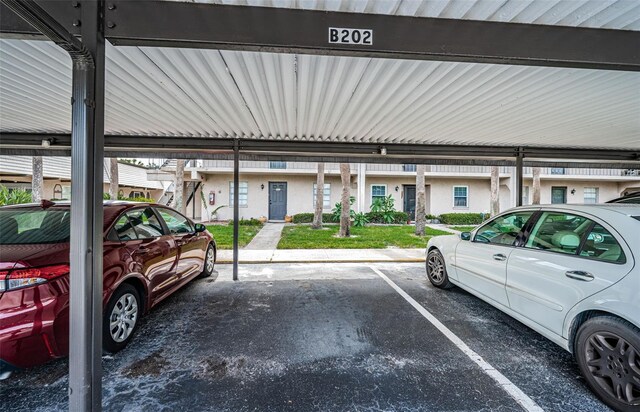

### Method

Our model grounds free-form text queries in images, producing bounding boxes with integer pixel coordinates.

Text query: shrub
[370,195,395,213]
[292,213,337,224]
[128,197,156,203]
[331,196,356,222]
[353,212,369,227]
[0,185,32,206]
[438,213,486,225]
[366,211,408,224]
[227,218,263,226]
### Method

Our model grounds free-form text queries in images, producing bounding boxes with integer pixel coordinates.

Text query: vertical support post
[232,139,240,281]
[515,149,524,207]
[68,1,104,410]
[191,181,196,219]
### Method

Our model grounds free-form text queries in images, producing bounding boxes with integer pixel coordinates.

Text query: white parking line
[370,266,544,412]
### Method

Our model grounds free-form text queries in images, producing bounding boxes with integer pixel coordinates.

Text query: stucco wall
[200,174,344,221]
[201,173,509,220]
[522,180,625,204]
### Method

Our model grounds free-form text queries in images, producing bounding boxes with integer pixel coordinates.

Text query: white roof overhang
[0,0,639,164]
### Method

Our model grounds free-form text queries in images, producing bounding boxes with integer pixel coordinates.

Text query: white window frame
[584,187,599,204]
[453,185,469,208]
[229,181,248,207]
[313,183,331,209]
[371,184,387,203]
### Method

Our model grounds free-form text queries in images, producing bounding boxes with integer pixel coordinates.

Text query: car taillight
[0,271,7,292]
[2,264,70,291]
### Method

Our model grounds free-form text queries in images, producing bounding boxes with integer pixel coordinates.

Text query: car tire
[198,243,216,279]
[426,249,454,289]
[574,316,640,412]
[103,284,141,354]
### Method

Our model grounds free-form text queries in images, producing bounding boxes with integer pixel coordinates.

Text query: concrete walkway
[217,248,425,263]
[244,222,285,250]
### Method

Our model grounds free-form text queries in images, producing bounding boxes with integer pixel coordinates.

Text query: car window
[0,208,70,245]
[525,212,591,255]
[474,211,535,246]
[113,214,138,241]
[125,208,164,239]
[579,223,626,263]
[156,208,193,235]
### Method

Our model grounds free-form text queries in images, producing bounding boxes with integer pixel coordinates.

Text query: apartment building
[157,160,640,222]
[0,156,168,200]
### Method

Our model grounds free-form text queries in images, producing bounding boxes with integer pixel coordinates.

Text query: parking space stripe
[370,266,544,412]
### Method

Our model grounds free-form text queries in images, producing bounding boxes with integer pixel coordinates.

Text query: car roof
[511,203,640,217]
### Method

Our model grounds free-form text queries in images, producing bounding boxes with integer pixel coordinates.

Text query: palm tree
[490,166,500,216]
[415,164,426,236]
[338,163,351,237]
[532,167,541,204]
[312,163,325,229]
[109,158,119,200]
[32,156,43,202]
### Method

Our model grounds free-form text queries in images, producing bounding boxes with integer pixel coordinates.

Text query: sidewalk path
[426,224,461,234]
[217,248,425,264]
[243,222,285,250]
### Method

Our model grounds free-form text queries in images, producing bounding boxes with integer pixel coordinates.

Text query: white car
[426,204,640,412]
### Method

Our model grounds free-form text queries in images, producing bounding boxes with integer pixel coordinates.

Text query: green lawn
[206,225,262,249]
[449,225,477,232]
[277,225,451,249]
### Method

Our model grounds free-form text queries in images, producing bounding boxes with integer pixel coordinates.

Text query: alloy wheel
[206,246,215,273]
[427,253,445,283]
[584,331,640,406]
[109,293,138,343]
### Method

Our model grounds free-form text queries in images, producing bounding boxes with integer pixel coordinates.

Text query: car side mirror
[460,232,472,241]
[194,223,206,233]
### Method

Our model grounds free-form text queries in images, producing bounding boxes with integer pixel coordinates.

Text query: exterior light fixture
[261,184,265,190]
[571,188,576,195]
[395,186,399,192]
[379,146,387,155]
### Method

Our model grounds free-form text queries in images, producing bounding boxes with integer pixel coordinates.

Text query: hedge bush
[227,218,263,226]
[438,213,486,225]
[292,213,337,224]
[292,212,408,225]
[366,211,408,224]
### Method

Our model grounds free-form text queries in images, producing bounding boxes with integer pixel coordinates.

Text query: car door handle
[134,247,150,255]
[565,271,594,282]
[493,254,507,261]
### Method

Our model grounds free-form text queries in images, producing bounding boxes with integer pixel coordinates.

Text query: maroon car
[0,201,216,375]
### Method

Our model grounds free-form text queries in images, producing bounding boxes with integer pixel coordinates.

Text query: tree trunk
[174,159,185,214]
[415,164,426,236]
[338,163,351,238]
[109,158,119,200]
[312,163,325,229]
[532,167,541,205]
[32,156,43,202]
[490,166,500,216]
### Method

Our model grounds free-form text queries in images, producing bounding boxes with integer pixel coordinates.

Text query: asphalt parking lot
[2,263,611,411]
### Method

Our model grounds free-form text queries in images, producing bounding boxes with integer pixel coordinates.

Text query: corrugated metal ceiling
[0,1,639,150]
[176,0,640,31]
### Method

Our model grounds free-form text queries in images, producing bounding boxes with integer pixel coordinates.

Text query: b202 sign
[328,28,373,45]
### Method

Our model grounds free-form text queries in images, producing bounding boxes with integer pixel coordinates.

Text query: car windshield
[0,207,70,244]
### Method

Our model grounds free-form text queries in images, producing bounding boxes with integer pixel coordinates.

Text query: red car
[0,201,216,376]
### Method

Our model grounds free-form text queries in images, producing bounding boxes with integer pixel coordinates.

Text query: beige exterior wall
[200,173,344,221]
[522,180,626,205]
[0,178,163,201]
[200,173,519,221]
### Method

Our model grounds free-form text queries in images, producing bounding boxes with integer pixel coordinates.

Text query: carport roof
[0,0,639,153]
